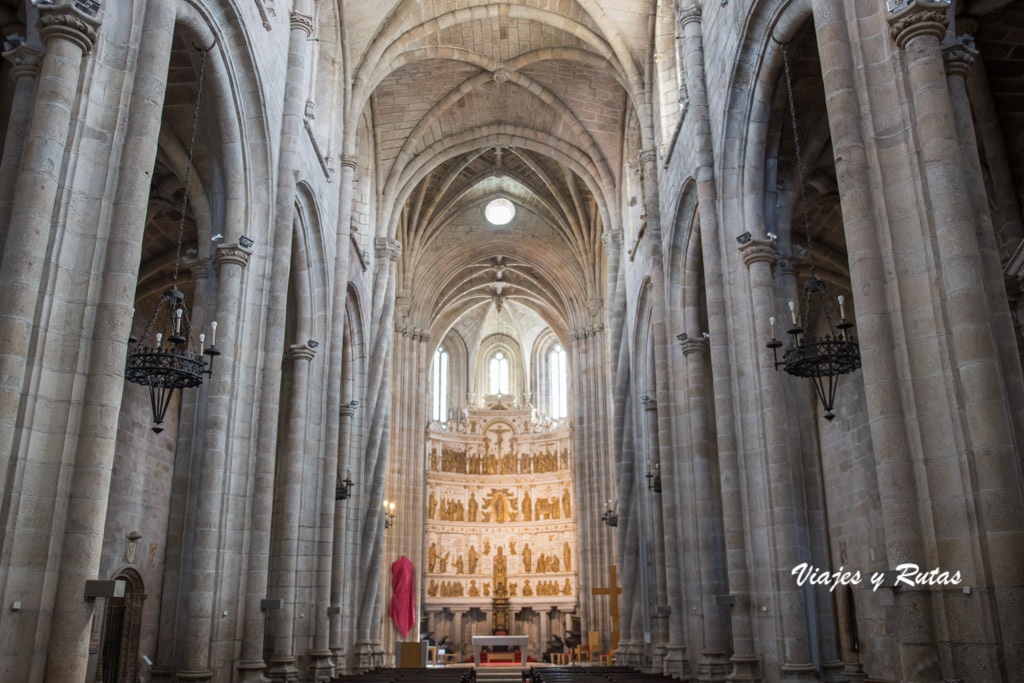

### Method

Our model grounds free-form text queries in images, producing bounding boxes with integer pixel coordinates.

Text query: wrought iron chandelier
[765,41,860,422]
[383,500,396,529]
[601,499,618,527]
[125,44,219,433]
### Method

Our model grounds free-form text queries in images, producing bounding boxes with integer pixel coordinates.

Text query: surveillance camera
[767,232,778,241]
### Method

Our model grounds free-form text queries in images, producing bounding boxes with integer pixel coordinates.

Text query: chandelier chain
[172,46,210,287]
[782,42,838,332]
[781,42,817,278]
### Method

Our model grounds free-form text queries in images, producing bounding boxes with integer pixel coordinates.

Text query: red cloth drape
[389,555,416,638]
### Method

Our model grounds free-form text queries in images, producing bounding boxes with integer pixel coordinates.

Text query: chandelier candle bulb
[770,316,777,338]
[788,300,797,325]
[838,295,846,319]
[199,333,205,355]
[210,321,217,347]
[175,308,182,334]
[155,333,162,347]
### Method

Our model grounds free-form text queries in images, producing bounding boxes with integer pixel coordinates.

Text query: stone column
[179,241,252,681]
[0,0,100,526]
[640,394,670,673]
[808,1,943,679]
[739,240,815,682]
[679,335,729,682]
[943,38,1024,678]
[266,343,317,682]
[677,4,759,678]
[330,401,359,663]
[152,258,212,683]
[453,609,465,661]
[889,3,1024,659]
[353,238,402,671]
[0,37,42,260]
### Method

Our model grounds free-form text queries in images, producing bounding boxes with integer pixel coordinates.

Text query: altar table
[472,635,528,665]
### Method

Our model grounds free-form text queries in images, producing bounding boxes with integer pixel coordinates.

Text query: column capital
[340,400,359,417]
[287,343,317,363]
[679,336,709,357]
[640,394,657,411]
[943,40,978,79]
[888,1,950,50]
[637,148,658,166]
[37,0,102,55]
[2,41,43,80]
[214,241,253,270]
[777,257,800,277]
[676,3,701,28]
[184,255,213,280]
[374,237,402,262]
[601,230,624,250]
[738,239,776,268]
[339,155,359,171]
[290,12,314,37]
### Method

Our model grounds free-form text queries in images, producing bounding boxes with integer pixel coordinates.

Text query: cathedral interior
[0,0,1023,681]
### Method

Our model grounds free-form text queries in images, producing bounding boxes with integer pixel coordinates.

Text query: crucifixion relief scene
[0,0,1023,682]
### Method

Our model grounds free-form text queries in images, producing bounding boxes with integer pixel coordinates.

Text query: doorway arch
[97,568,146,683]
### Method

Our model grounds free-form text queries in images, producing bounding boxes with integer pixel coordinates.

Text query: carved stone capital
[738,239,776,268]
[184,255,213,280]
[944,40,978,79]
[679,337,709,357]
[888,1,950,50]
[339,155,359,171]
[640,394,657,411]
[777,257,800,278]
[676,3,701,28]
[374,237,402,262]
[340,400,359,418]
[2,41,43,80]
[602,230,624,250]
[638,148,658,166]
[38,0,102,55]
[287,343,316,363]
[290,12,315,37]
[214,242,253,270]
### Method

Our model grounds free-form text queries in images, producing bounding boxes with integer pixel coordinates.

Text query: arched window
[432,347,449,421]
[549,345,568,419]
[489,351,510,395]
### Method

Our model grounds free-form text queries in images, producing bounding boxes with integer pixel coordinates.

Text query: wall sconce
[646,461,662,494]
[601,500,618,527]
[336,468,354,501]
[383,499,396,529]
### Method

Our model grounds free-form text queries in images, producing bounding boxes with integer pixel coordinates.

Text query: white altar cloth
[472,635,528,664]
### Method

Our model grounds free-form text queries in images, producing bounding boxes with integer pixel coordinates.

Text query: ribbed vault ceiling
[347,0,638,337]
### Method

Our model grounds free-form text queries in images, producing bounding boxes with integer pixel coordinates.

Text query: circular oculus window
[485,198,515,225]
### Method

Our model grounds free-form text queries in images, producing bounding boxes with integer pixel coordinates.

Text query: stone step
[475,667,524,682]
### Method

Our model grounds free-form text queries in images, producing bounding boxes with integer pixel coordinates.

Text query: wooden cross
[591,565,622,651]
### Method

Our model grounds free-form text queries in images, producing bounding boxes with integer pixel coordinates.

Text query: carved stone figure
[429,492,438,519]
[428,542,437,572]
[428,579,438,597]
[469,545,479,574]
[523,579,534,596]
[469,580,480,597]
[522,491,532,521]
[439,552,450,573]
[562,489,571,518]
[563,542,571,572]
[455,555,464,574]
[562,578,572,595]
[468,493,478,522]
[523,544,532,573]
[483,582,491,597]
[509,539,516,555]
